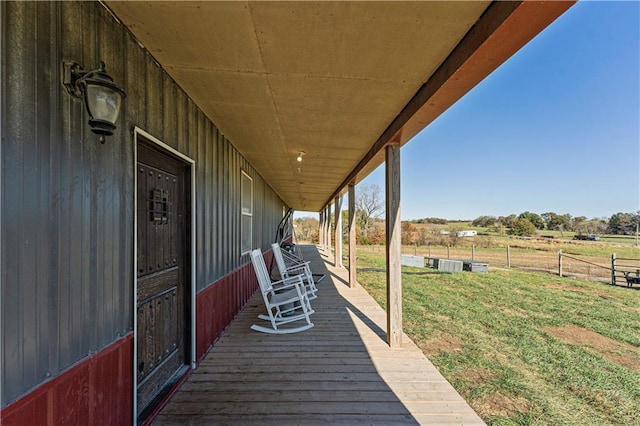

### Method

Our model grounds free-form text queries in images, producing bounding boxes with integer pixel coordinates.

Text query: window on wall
[241,171,253,254]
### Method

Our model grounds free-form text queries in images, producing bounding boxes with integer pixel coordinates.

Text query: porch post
[348,183,357,288]
[322,206,328,250]
[386,143,402,348]
[319,210,324,246]
[326,205,332,254]
[334,195,343,267]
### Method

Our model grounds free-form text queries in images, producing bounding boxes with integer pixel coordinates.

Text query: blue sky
[299,1,639,221]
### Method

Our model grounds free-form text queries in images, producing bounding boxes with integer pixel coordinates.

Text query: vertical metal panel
[194,109,204,288]
[210,126,219,280]
[216,132,224,279]
[162,73,178,147]
[222,139,229,273]
[4,0,32,398]
[202,124,210,281]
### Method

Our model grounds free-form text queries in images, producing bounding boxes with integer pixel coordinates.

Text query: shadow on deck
[154,245,484,425]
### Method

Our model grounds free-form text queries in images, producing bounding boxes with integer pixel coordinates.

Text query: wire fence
[355,244,640,285]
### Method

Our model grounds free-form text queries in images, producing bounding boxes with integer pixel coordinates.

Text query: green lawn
[356,252,640,425]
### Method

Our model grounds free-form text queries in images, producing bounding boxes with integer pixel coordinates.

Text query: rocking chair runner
[271,243,318,299]
[249,249,314,334]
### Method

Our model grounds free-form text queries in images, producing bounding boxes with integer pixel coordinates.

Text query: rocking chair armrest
[281,251,307,264]
[271,274,305,291]
[284,263,310,274]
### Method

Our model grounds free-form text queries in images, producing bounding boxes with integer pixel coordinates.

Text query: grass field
[355,251,640,425]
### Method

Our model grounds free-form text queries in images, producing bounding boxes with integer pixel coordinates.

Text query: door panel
[136,140,189,416]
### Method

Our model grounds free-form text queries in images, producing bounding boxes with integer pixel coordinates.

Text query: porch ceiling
[106,1,573,212]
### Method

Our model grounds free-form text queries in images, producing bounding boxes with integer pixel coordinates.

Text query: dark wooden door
[136,139,190,417]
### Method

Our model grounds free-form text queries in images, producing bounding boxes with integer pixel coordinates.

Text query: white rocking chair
[250,249,314,334]
[271,243,318,299]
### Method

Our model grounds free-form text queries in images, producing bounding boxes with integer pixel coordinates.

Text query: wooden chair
[249,249,314,334]
[271,243,318,299]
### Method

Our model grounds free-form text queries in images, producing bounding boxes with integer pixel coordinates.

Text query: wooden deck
[154,245,485,425]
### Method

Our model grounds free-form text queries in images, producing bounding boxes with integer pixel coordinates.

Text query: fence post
[611,253,616,285]
[414,244,417,256]
[472,244,475,261]
[558,250,563,278]
[506,245,511,268]
[428,243,431,258]
[447,245,450,259]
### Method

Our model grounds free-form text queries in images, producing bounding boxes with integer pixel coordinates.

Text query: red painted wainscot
[0,334,133,426]
[195,251,270,361]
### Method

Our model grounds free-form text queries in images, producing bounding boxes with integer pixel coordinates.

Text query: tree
[472,215,497,227]
[575,218,608,235]
[518,211,545,229]
[294,217,319,243]
[571,216,587,232]
[542,212,571,232]
[416,217,448,225]
[499,214,518,228]
[355,183,384,244]
[608,211,640,235]
[507,218,536,236]
[416,228,431,246]
[401,222,417,245]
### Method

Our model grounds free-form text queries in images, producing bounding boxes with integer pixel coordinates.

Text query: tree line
[293,183,639,242]
[470,211,639,236]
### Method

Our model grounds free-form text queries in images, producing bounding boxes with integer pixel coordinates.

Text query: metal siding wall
[0,1,130,405]
[1,0,288,407]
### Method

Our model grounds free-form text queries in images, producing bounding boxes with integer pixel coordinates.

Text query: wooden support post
[447,245,450,259]
[472,244,475,261]
[322,207,326,248]
[334,195,343,267]
[506,245,511,268]
[349,184,356,288]
[326,205,333,254]
[324,208,328,248]
[319,211,324,247]
[326,206,332,254]
[385,144,402,348]
[558,250,563,278]
[611,253,616,285]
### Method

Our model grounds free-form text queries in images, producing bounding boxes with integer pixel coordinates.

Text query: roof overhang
[106,1,574,211]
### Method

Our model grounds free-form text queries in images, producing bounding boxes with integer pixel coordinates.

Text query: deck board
[153,245,484,425]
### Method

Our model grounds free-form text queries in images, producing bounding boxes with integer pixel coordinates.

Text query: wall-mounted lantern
[63,60,126,143]
[296,151,305,162]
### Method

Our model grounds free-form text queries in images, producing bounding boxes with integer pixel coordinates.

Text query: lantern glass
[85,84,122,125]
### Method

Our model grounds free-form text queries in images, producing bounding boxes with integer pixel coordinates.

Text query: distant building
[457,230,478,237]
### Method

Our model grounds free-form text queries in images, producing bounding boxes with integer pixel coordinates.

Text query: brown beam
[385,144,402,348]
